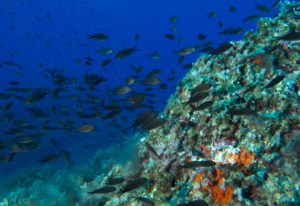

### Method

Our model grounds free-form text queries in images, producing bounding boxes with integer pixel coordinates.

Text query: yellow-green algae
[2,1,300,206]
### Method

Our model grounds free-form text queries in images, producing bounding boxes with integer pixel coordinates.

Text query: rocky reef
[2,1,299,206]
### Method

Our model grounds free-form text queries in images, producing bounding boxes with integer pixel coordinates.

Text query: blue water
[0,0,279,180]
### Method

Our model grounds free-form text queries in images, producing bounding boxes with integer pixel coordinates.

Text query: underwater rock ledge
[3,1,300,206]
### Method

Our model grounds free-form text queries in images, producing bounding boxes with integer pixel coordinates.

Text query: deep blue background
[0,0,279,175]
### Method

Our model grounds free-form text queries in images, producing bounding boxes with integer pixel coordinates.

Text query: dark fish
[191,83,212,95]
[178,199,208,206]
[202,41,213,47]
[4,61,15,66]
[243,14,260,22]
[229,6,236,12]
[182,63,193,69]
[164,33,175,40]
[180,160,216,169]
[270,0,281,9]
[106,177,125,185]
[219,27,245,35]
[255,3,269,13]
[265,75,285,88]
[178,55,185,64]
[39,154,59,163]
[145,142,160,159]
[103,108,121,120]
[59,150,70,163]
[115,46,137,59]
[218,21,223,28]
[208,11,217,17]
[50,138,57,147]
[132,110,158,129]
[146,69,162,77]
[183,92,209,104]
[88,186,116,194]
[229,108,257,115]
[134,33,140,41]
[142,118,165,131]
[212,42,233,55]
[120,178,148,194]
[3,101,13,111]
[0,153,15,162]
[84,61,92,66]
[159,83,168,89]
[25,89,48,105]
[197,34,206,40]
[100,59,112,67]
[134,197,155,206]
[88,33,109,40]
[193,101,214,110]
[169,15,177,23]
[275,32,300,41]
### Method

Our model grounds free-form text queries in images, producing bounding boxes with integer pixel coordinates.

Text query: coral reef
[1,1,299,205]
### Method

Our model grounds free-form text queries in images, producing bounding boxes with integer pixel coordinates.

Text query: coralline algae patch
[2,1,299,206]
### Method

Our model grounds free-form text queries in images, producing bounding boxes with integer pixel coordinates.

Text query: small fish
[178,55,185,64]
[172,25,177,32]
[59,150,70,163]
[229,6,236,13]
[191,83,212,95]
[208,11,217,17]
[180,160,216,168]
[173,47,195,55]
[39,154,59,163]
[275,32,300,41]
[13,136,34,144]
[125,77,135,85]
[113,85,131,95]
[3,101,13,111]
[143,77,160,85]
[50,138,57,147]
[219,27,245,35]
[88,186,116,194]
[270,0,281,9]
[197,33,206,40]
[100,59,112,67]
[142,118,165,130]
[115,46,137,59]
[120,178,148,194]
[75,124,95,132]
[193,101,214,110]
[182,63,193,69]
[106,177,125,185]
[169,15,177,23]
[145,142,160,159]
[212,42,232,55]
[159,83,168,89]
[134,33,140,41]
[88,33,109,41]
[0,153,15,162]
[164,33,175,40]
[265,75,285,88]
[149,51,160,59]
[255,3,269,13]
[183,92,209,104]
[100,47,114,54]
[218,21,223,28]
[243,14,260,22]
